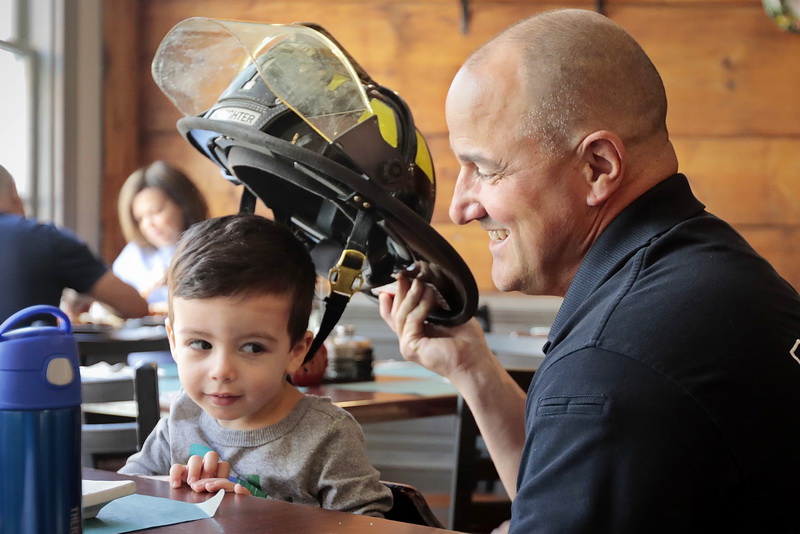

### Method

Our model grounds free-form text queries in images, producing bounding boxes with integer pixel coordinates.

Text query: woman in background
[114,161,208,314]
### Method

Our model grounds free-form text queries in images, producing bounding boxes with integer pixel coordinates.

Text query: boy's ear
[165,317,177,363]
[286,330,314,374]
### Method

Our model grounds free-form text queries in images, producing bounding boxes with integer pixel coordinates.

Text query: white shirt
[112,242,176,305]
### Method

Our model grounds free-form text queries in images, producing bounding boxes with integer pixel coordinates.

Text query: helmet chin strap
[238,187,257,214]
[304,209,373,363]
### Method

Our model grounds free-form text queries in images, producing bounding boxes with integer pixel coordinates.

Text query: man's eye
[242,343,266,354]
[189,339,212,350]
[476,168,496,179]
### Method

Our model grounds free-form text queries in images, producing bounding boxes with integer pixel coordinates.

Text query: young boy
[118,214,393,517]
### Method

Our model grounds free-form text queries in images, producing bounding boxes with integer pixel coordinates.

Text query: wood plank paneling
[675,137,800,225]
[738,227,800,294]
[615,5,800,136]
[102,0,800,292]
[101,1,142,260]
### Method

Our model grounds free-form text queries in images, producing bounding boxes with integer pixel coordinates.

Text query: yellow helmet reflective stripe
[414,130,434,184]
[358,98,434,184]
[361,98,399,148]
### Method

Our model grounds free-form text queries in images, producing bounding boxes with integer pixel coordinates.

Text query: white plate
[82,479,137,519]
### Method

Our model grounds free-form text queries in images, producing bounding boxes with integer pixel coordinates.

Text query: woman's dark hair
[168,214,317,344]
[118,161,209,248]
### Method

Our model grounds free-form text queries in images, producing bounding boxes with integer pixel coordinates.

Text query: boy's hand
[169,451,231,488]
[186,477,253,495]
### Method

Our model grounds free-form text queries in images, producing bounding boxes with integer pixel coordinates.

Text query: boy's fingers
[216,460,231,480]
[168,464,187,488]
[234,483,252,496]
[201,451,220,479]
[190,478,244,494]
[186,454,203,484]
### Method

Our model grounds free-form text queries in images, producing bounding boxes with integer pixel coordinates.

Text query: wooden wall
[102,0,800,293]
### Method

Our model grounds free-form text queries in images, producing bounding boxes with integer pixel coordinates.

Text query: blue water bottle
[0,305,83,534]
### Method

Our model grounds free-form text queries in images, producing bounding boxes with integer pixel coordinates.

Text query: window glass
[0,0,16,42]
[0,47,31,211]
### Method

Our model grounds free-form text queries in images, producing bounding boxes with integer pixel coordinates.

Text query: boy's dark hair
[168,214,317,345]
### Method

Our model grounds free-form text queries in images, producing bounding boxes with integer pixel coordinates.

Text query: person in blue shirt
[0,163,147,324]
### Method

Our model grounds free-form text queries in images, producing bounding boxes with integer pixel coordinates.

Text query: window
[0,0,33,213]
[0,0,103,248]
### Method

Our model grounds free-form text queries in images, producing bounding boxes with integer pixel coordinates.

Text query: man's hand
[169,451,249,494]
[380,274,528,498]
[377,274,493,382]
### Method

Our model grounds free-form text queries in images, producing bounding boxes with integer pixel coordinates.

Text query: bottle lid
[0,305,81,410]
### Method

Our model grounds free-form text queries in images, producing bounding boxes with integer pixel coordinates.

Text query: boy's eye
[241,343,266,354]
[189,339,212,350]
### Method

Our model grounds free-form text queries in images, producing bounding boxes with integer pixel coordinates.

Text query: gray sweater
[119,392,392,517]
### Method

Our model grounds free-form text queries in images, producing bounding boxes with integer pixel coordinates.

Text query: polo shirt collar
[547,173,705,351]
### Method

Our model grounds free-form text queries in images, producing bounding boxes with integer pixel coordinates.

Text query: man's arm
[452,353,527,498]
[379,276,527,497]
[86,271,149,319]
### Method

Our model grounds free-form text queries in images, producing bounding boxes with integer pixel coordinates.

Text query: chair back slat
[81,362,160,467]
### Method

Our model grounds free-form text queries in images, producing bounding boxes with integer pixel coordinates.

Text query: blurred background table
[80,360,460,425]
[74,319,170,366]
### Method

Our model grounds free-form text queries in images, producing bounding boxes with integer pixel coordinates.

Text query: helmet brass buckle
[329,249,366,296]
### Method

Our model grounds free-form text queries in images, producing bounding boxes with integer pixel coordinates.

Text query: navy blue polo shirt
[511,174,800,533]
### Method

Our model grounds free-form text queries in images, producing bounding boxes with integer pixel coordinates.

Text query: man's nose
[449,173,485,225]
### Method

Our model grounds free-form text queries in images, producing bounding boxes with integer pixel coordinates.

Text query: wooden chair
[449,368,536,533]
[81,362,160,468]
[382,481,444,528]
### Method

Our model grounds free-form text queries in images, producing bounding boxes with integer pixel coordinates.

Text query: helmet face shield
[152,17,477,327]
[152,18,369,142]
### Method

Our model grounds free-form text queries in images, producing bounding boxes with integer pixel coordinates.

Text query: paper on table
[196,489,225,516]
[83,489,224,534]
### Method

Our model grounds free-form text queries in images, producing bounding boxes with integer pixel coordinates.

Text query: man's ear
[286,330,314,374]
[578,131,625,207]
[165,317,177,363]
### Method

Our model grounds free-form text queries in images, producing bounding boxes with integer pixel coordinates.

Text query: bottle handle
[0,305,72,338]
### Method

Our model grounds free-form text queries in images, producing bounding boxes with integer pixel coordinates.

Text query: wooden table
[83,468,460,533]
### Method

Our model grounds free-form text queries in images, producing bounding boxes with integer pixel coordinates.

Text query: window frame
[1,0,103,248]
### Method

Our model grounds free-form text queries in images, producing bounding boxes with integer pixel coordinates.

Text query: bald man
[0,164,148,324]
[380,9,800,533]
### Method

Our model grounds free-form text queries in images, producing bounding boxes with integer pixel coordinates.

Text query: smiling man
[380,8,800,533]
